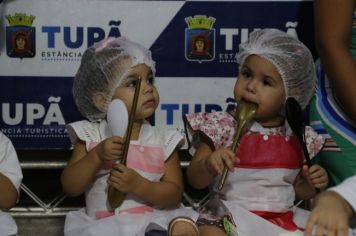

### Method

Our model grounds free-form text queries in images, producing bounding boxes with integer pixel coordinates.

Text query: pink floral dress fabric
[185,111,324,157]
[185,111,325,231]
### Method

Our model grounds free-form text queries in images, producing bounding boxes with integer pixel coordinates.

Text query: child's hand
[95,136,124,161]
[108,163,143,194]
[204,148,238,175]
[301,164,328,190]
[305,191,351,236]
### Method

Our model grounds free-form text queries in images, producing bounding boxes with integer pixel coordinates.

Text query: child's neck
[255,115,285,128]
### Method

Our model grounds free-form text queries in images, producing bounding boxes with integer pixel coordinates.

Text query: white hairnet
[236,29,316,109]
[73,37,155,121]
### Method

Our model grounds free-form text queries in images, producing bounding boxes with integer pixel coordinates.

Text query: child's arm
[314,0,356,121]
[305,191,354,236]
[306,175,356,235]
[61,136,124,196]
[109,149,183,208]
[294,164,328,200]
[0,173,18,209]
[186,140,236,190]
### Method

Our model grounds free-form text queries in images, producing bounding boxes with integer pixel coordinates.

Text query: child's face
[234,55,285,126]
[112,64,159,120]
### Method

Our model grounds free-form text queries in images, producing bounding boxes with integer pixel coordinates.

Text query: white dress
[0,131,23,236]
[64,120,198,236]
[185,112,324,233]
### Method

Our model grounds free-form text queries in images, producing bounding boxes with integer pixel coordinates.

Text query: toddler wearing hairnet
[183,29,328,235]
[61,37,198,236]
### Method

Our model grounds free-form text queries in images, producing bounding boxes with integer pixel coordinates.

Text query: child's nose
[246,79,257,93]
[142,80,153,94]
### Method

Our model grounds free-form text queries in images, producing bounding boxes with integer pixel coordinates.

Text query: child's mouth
[142,99,155,107]
[240,98,257,107]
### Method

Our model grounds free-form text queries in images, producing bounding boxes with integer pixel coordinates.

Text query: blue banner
[0,0,315,149]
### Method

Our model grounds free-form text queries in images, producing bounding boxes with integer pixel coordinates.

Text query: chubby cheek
[258,97,284,118]
[122,99,133,114]
[138,89,159,117]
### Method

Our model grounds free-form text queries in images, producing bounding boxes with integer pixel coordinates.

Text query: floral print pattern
[185,112,324,159]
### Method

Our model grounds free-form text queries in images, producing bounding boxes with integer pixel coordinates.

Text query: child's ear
[92,92,107,112]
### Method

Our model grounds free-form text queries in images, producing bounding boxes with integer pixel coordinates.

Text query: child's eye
[147,76,155,85]
[262,78,272,86]
[124,76,139,88]
[243,71,250,77]
[241,69,251,79]
[129,79,138,87]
